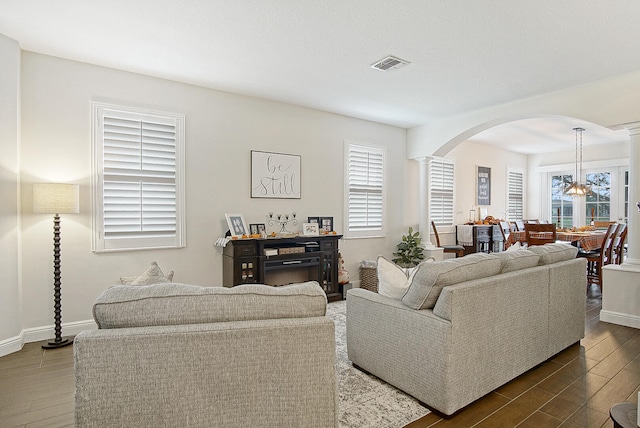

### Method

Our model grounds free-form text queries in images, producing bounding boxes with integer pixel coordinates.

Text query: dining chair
[515,220,525,231]
[524,223,557,246]
[431,221,465,258]
[499,221,511,251]
[577,223,618,290]
[593,220,616,230]
[612,224,627,264]
[509,222,518,233]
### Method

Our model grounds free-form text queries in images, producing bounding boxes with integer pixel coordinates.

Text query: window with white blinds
[429,158,454,226]
[507,169,524,220]
[92,102,185,252]
[344,142,385,238]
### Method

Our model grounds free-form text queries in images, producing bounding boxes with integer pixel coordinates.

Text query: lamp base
[42,337,74,349]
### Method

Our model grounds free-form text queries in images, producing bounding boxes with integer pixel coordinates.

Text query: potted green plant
[392,226,425,268]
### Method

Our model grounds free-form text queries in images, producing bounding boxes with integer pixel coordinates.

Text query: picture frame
[319,216,333,232]
[249,223,266,235]
[307,216,320,224]
[302,222,320,236]
[476,166,491,206]
[225,214,248,237]
[251,150,301,199]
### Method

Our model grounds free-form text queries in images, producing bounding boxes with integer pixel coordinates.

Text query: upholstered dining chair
[431,221,465,258]
[515,220,525,231]
[524,223,557,246]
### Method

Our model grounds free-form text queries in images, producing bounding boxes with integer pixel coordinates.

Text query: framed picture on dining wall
[476,166,491,206]
[251,150,301,199]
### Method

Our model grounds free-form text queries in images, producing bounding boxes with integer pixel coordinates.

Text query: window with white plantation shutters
[344,142,385,238]
[429,158,454,226]
[92,102,185,252]
[507,170,524,220]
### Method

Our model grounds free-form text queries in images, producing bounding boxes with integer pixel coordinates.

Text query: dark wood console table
[222,235,343,302]
[456,225,504,255]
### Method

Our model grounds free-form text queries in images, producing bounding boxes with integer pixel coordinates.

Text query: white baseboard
[599,310,640,329]
[0,319,97,358]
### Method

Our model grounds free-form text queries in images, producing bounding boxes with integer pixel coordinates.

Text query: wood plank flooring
[0,284,638,427]
[408,284,640,428]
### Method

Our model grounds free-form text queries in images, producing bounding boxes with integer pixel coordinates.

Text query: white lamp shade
[33,183,80,214]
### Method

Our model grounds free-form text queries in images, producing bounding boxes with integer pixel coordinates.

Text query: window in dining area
[551,174,574,228]
[585,172,611,224]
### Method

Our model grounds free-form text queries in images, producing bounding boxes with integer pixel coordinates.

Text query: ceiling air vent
[370,55,410,72]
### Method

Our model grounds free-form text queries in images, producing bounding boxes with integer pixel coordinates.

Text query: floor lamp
[33,183,79,349]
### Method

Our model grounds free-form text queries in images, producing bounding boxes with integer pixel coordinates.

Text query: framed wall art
[476,166,491,206]
[251,150,301,199]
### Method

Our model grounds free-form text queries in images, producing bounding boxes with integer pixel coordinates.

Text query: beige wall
[5,50,410,350]
[0,34,21,348]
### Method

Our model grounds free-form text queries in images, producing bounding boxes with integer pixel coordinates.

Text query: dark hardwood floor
[0,284,638,427]
[408,284,640,428]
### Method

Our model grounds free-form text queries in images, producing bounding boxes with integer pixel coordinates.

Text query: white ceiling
[1,0,638,152]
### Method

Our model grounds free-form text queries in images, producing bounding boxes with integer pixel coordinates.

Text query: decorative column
[623,123,640,265]
[601,122,640,329]
[417,157,443,260]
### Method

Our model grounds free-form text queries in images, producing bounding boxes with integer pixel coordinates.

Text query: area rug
[326,300,430,428]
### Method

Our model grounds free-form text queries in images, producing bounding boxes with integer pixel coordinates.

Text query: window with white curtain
[344,142,385,238]
[429,158,454,226]
[92,102,185,252]
[507,169,524,221]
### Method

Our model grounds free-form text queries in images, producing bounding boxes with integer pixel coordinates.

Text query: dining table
[508,229,606,252]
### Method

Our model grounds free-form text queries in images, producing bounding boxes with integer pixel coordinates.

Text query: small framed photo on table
[307,216,320,224]
[319,216,333,232]
[249,223,266,235]
[226,214,248,237]
[303,222,320,236]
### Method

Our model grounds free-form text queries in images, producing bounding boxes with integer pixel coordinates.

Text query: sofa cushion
[377,256,434,300]
[495,249,541,273]
[527,243,578,265]
[93,281,327,329]
[401,253,502,310]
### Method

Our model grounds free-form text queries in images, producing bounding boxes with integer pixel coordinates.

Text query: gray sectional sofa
[74,281,337,428]
[346,243,586,416]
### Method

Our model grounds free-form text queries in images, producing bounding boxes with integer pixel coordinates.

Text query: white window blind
[92,103,185,252]
[345,143,385,238]
[507,170,524,220]
[429,158,454,226]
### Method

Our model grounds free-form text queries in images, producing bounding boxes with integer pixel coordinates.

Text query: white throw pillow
[377,256,433,300]
[506,241,522,251]
[120,261,174,286]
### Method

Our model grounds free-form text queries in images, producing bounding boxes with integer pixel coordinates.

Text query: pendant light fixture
[564,127,591,196]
